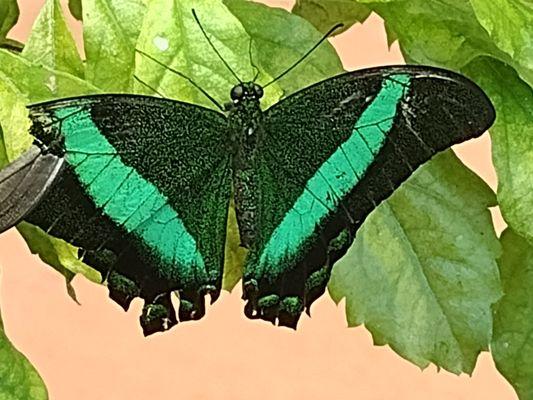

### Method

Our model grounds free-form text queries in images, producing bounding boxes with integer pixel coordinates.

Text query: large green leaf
[329,152,502,374]
[22,0,84,78]
[357,0,533,87]
[292,0,371,35]
[469,0,533,87]
[463,58,533,245]
[0,305,48,400]
[358,0,512,71]
[0,0,18,43]
[492,229,533,400]
[136,0,342,109]
[83,0,147,91]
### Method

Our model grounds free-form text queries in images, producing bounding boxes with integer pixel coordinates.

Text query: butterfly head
[230,82,264,105]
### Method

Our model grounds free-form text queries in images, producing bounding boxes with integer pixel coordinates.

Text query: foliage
[0,303,48,400]
[329,152,502,374]
[493,229,533,399]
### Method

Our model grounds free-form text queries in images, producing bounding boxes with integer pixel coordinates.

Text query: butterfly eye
[231,85,244,101]
[253,84,264,99]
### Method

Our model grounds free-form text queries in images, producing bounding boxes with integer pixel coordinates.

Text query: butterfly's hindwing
[26,95,232,334]
[243,66,495,326]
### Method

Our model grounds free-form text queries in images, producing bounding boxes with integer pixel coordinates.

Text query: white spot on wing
[153,36,169,52]
[45,74,57,94]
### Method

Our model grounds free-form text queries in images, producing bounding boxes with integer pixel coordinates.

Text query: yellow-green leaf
[493,229,533,400]
[0,304,48,400]
[329,152,502,374]
[22,0,84,78]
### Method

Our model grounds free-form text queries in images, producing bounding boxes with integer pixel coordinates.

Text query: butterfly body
[0,65,495,335]
[228,82,265,248]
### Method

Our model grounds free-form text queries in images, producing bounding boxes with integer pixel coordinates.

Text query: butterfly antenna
[192,9,243,83]
[136,49,224,112]
[133,74,167,98]
[263,23,344,89]
[248,38,260,82]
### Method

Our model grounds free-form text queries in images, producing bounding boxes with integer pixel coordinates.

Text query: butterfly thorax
[227,82,265,248]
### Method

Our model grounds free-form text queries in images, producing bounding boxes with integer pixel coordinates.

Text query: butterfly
[0,19,495,335]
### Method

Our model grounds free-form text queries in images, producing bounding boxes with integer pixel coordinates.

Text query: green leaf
[492,229,533,400]
[17,222,102,285]
[0,125,8,168]
[22,0,84,78]
[136,0,342,108]
[68,0,82,20]
[0,0,18,43]
[0,49,99,103]
[463,58,533,246]
[222,203,247,291]
[224,0,344,96]
[83,0,147,91]
[329,152,502,374]
[292,0,371,35]
[0,50,99,160]
[353,0,532,86]
[359,0,508,70]
[470,0,533,87]
[0,81,32,162]
[0,305,48,400]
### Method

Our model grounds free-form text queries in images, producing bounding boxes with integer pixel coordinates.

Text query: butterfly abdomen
[229,98,264,249]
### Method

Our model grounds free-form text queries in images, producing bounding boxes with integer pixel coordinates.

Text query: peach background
[0,1,515,399]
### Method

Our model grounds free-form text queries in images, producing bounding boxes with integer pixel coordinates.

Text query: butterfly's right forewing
[24,95,232,334]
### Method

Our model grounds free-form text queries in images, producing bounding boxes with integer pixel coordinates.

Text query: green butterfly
[0,20,494,335]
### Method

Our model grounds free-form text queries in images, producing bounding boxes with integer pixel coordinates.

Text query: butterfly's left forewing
[244,66,495,326]
[24,95,232,334]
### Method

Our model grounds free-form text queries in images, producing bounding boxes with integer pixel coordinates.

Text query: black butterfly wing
[2,94,232,335]
[244,65,495,326]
